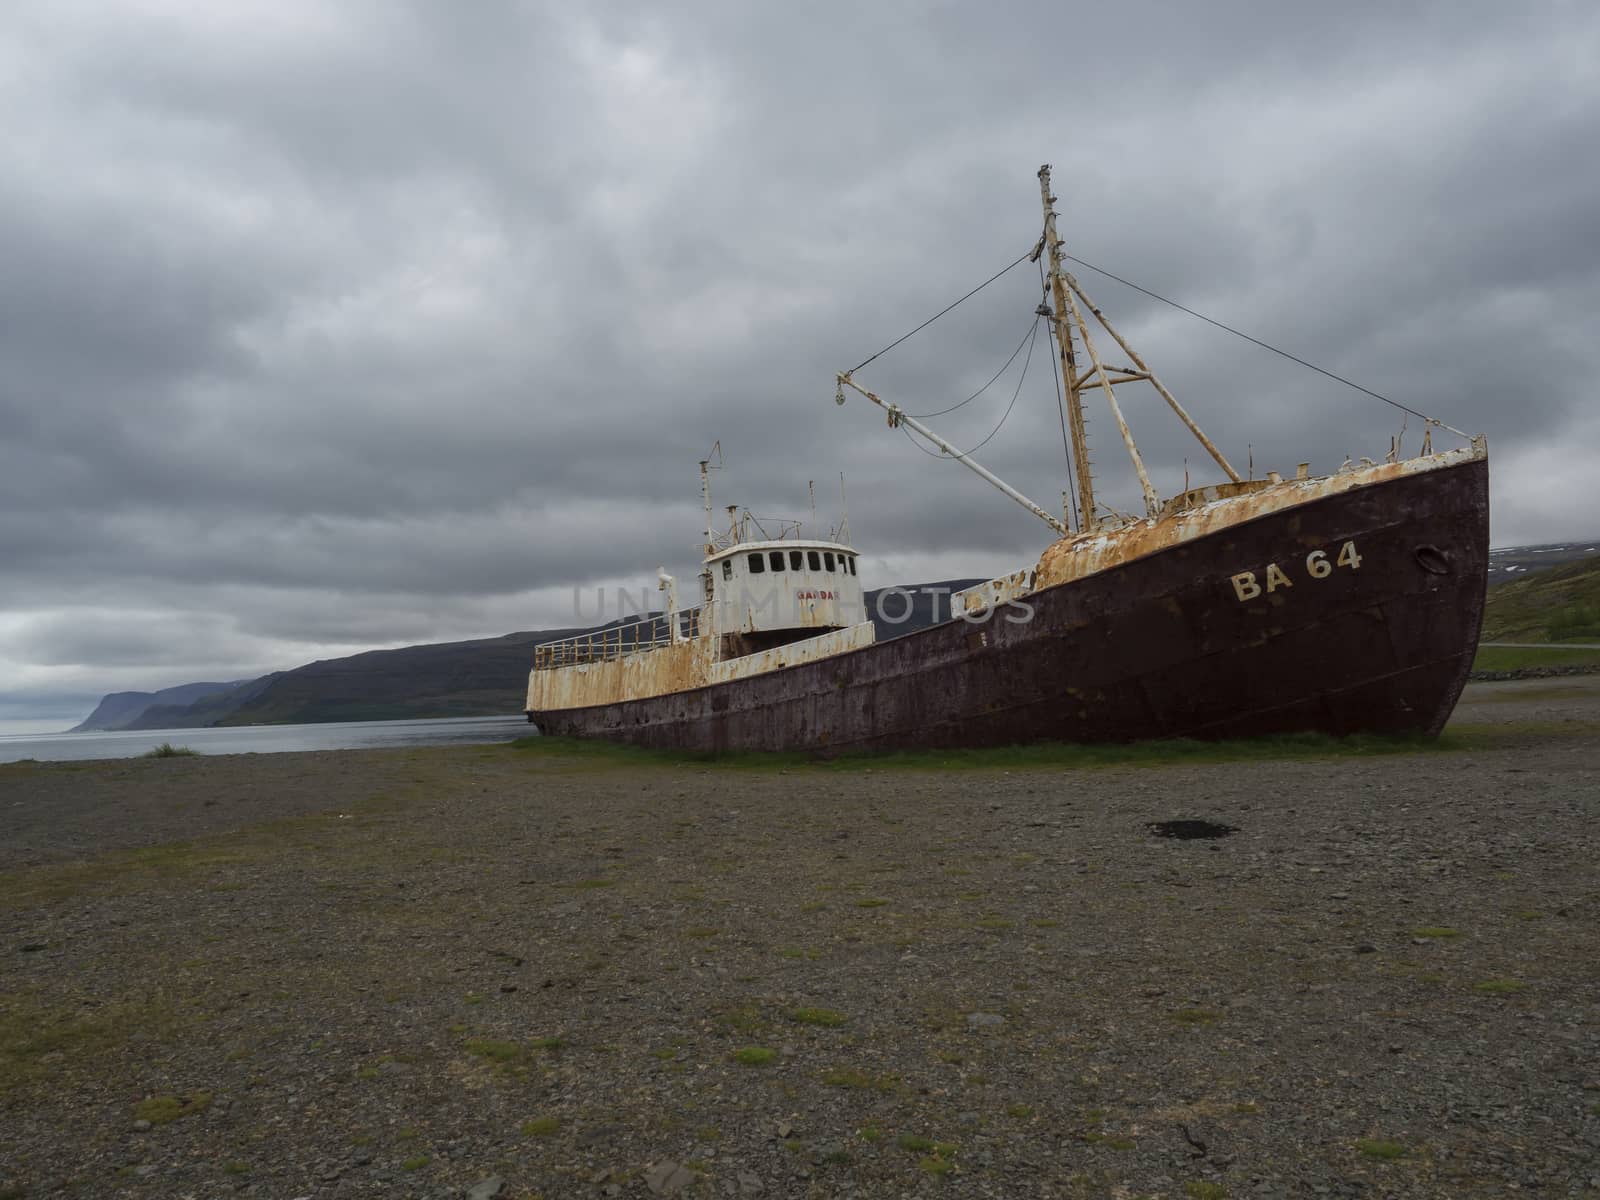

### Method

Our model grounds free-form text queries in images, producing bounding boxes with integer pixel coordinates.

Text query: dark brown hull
[530,459,1489,751]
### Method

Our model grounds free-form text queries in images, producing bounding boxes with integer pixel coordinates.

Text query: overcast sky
[3,0,1598,730]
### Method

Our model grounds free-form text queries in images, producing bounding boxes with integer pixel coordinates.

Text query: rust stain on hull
[529,456,1490,752]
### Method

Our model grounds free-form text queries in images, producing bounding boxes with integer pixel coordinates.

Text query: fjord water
[0,714,531,764]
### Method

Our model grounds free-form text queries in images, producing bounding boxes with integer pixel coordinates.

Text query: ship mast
[1037,166,1100,530]
[835,166,1243,540]
[1038,164,1242,528]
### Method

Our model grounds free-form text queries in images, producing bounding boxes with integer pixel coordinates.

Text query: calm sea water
[0,714,533,764]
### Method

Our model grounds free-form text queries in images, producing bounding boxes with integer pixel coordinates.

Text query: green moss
[854,898,889,908]
[897,1133,955,1156]
[789,1007,848,1027]
[1168,1008,1223,1025]
[521,1116,561,1136]
[402,1155,431,1171]
[1473,978,1529,994]
[733,1046,776,1066]
[823,1067,898,1091]
[134,1092,212,1125]
[1,994,177,1092]
[464,1038,523,1062]
[919,1155,955,1175]
[1412,927,1462,939]
[1355,1138,1407,1159]
[1184,1184,1227,1200]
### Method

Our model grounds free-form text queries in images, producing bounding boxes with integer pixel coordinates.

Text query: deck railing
[532,611,698,670]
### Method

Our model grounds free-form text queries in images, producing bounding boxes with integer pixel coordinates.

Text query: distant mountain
[71,680,246,732]
[1487,540,1600,580]
[1481,554,1600,642]
[75,579,985,731]
[120,675,281,730]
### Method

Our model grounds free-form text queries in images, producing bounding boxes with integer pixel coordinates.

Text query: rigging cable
[1040,255,1079,530]
[907,314,1040,418]
[849,248,1034,375]
[1064,255,1467,436]
[901,316,1041,461]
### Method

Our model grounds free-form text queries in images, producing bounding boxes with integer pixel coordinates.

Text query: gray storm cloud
[2,0,1597,721]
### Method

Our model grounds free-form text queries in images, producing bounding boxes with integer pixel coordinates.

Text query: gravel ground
[2,679,1598,1199]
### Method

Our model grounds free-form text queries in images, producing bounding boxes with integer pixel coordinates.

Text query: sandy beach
[2,677,1598,1198]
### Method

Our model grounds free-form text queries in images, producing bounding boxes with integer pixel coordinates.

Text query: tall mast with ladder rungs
[1038,164,1099,530]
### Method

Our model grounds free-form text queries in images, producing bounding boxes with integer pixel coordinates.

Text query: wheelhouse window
[768,551,784,571]
[748,553,765,574]
[846,556,857,575]
[722,560,732,581]
[824,551,836,571]
[807,550,821,571]
[790,550,803,570]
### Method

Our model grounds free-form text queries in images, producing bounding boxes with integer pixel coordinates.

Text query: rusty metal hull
[529,458,1489,751]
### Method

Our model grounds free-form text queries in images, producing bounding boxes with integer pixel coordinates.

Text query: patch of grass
[823,1067,898,1091]
[683,927,720,939]
[1412,927,1462,939]
[1031,918,1060,929]
[1473,978,1529,994]
[401,1155,431,1171]
[1184,1184,1227,1200]
[789,1007,848,1027]
[1006,1103,1033,1118]
[1473,645,1600,672]
[919,1155,955,1175]
[854,898,889,908]
[134,1092,212,1125]
[717,1005,764,1035]
[529,1036,564,1051]
[1168,1008,1223,1026]
[512,730,1457,772]
[857,1125,882,1142]
[897,1133,956,1156]
[733,1046,776,1066]
[1355,1138,1407,1160]
[1,994,177,1092]
[974,917,1013,930]
[142,742,199,758]
[464,1038,523,1062]
[521,1116,561,1136]
[222,1162,250,1175]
